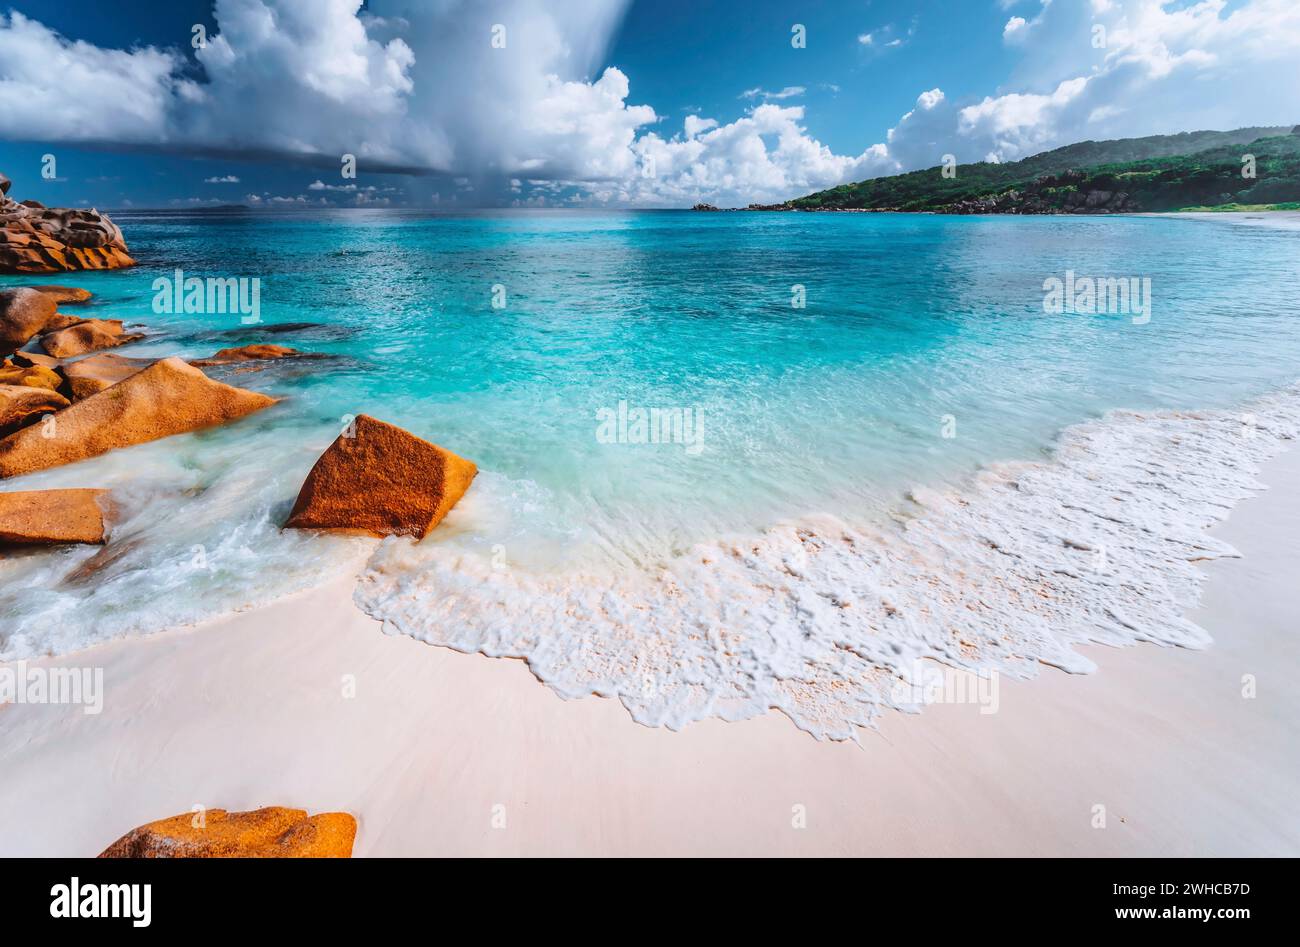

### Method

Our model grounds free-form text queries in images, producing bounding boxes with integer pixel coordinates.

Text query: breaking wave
[357,384,1300,740]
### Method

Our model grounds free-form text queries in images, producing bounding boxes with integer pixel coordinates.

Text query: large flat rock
[0,488,108,545]
[0,357,277,478]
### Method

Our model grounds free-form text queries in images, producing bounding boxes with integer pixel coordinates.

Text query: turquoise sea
[3,209,1299,736]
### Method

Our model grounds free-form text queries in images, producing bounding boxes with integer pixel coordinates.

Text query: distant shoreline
[692,203,1300,215]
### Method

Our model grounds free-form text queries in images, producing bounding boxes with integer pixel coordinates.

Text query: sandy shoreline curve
[355,388,1300,739]
[2,442,1297,856]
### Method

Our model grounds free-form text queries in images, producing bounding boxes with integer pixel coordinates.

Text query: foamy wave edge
[356,384,1300,740]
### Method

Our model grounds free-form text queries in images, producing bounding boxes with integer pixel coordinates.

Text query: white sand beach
[1,447,1297,858]
[1150,209,1300,230]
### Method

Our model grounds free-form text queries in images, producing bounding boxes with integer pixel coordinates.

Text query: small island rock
[1,172,135,273]
[191,344,309,366]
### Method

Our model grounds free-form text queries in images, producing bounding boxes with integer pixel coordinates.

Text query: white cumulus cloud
[1004,16,1030,42]
[0,0,1296,206]
[0,11,193,142]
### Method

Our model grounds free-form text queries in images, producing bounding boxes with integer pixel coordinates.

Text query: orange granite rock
[0,488,108,545]
[191,344,305,366]
[98,807,357,858]
[9,350,62,370]
[0,383,69,438]
[286,414,477,538]
[41,313,87,334]
[0,362,62,390]
[0,357,277,478]
[0,287,58,354]
[27,285,92,304]
[58,353,156,400]
[41,319,144,358]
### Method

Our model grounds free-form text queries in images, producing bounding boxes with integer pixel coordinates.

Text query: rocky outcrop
[0,488,108,545]
[99,807,357,858]
[936,171,1140,215]
[0,357,277,478]
[692,203,721,211]
[58,353,156,401]
[286,414,477,539]
[41,319,144,358]
[0,173,135,273]
[0,384,69,438]
[0,287,59,355]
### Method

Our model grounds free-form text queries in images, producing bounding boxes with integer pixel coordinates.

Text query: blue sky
[608,0,1013,155]
[0,0,1294,209]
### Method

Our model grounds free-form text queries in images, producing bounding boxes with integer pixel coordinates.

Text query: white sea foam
[357,384,1300,740]
[0,420,373,661]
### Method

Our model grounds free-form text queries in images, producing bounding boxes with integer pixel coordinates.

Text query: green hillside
[779,126,1300,213]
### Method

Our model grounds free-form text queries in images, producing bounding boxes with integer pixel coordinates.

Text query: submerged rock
[0,357,277,478]
[99,807,357,858]
[190,344,316,366]
[202,322,356,344]
[58,352,156,400]
[286,414,477,539]
[0,173,135,273]
[234,322,322,335]
[59,535,145,586]
[0,287,59,355]
[0,488,108,545]
[0,383,69,438]
[41,319,144,358]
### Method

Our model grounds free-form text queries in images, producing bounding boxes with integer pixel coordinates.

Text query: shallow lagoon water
[2,210,1298,734]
